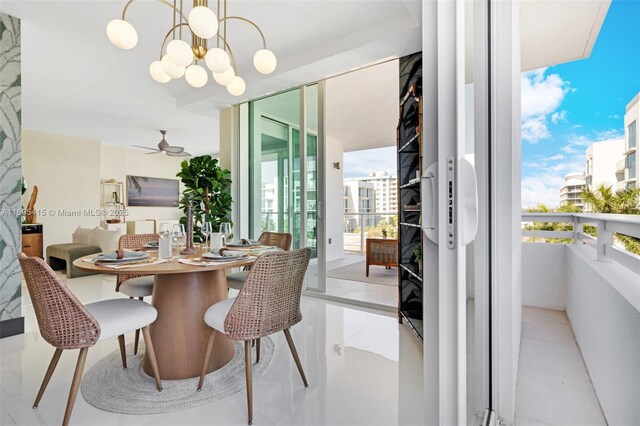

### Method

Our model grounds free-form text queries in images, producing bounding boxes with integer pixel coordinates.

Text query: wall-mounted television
[126,175,180,207]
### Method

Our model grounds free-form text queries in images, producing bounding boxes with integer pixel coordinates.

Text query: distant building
[344,171,397,213]
[623,93,638,190]
[560,173,586,209]
[343,180,376,231]
[585,139,625,190]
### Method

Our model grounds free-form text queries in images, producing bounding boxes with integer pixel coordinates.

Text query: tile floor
[515,306,606,425]
[319,254,397,308]
[0,272,422,426]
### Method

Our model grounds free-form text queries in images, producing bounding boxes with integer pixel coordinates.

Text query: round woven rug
[81,338,275,415]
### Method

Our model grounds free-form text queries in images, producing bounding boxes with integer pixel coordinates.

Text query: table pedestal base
[142,270,234,380]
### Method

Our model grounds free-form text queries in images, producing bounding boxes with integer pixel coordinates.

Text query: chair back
[224,248,311,340]
[18,253,100,349]
[258,232,292,251]
[116,233,159,291]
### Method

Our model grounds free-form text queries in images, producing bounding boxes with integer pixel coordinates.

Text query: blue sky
[521,0,640,207]
[344,0,640,204]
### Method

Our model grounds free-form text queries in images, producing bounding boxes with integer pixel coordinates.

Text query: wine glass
[158,223,171,236]
[202,222,213,249]
[219,222,231,246]
[172,224,185,255]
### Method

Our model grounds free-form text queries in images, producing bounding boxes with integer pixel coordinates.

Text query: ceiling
[326,60,399,153]
[0,0,610,155]
[0,0,421,155]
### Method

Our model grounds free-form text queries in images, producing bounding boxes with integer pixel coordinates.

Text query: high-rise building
[585,139,625,190]
[623,93,638,190]
[343,180,376,231]
[344,171,397,213]
[560,173,586,209]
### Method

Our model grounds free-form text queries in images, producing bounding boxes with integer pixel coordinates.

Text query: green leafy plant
[176,155,233,243]
[413,245,422,263]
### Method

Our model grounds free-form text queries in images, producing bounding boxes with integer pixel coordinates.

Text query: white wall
[565,244,640,426]
[22,130,183,250]
[100,144,184,222]
[324,135,344,262]
[22,130,101,249]
[521,243,566,310]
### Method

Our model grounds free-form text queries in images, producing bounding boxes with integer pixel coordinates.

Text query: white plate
[225,240,260,248]
[94,252,151,263]
[201,253,247,261]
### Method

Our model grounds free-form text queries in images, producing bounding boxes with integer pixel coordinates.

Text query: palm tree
[581,184,640,254]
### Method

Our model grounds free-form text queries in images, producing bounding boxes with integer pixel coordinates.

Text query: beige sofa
[46,226,121,278]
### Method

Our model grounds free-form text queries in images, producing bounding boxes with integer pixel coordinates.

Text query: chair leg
[141,326,162,391]
[133,329,140,355]
[197,329,217,391]
[244,341,253,425]
[117,335,127,368]
[366,263,369,277]
[33,348,63,408]
[62,347,88,426]
[255,338,261,364]
[283,328,309,387]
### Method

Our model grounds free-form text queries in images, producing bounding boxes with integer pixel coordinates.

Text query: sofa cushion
[72,226,94,245]
[88,226,120,252]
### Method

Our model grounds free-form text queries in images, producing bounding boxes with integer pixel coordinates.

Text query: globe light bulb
[149,60,171,83]
[161,55,185,79]
[188,6,218,39]
[226,76,246,96]
[185,64,208,88]
[204,48,231,73]
[253,49,277,74]
[106,19,138,50]
[213,67,235,86]
[166,39,194,67]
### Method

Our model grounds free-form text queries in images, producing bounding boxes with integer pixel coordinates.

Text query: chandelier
[106,0,277,96]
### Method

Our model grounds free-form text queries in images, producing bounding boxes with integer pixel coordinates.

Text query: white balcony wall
[522,243,566,310]
[522,240,640,426]
[565,244,640,426]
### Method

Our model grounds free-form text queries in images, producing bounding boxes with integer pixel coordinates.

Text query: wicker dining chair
[197,248,312,425]
[18,253,162,426]
[116,233,158,355]
[226,231,292,290]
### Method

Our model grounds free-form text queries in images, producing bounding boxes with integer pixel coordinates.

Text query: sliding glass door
[248,85,324,290]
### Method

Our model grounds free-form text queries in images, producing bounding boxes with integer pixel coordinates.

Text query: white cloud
[343,147,397,178]
[521,68,570,143]
[551,110,567,123]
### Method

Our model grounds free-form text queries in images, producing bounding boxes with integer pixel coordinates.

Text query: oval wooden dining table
[73,250,254,380]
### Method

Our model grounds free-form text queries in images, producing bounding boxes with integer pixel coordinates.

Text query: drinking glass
[158,223,171,236]
[219,222,231,246]
[202,222,213,249]
[172,224,185,255]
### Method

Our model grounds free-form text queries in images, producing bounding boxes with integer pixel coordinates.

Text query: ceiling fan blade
[146,151,164,155]
[131,145,162,152]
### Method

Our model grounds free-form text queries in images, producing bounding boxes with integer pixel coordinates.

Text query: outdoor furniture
[365,238,398,276]
[18,253,162,426]
[197,248,312,425]
[226,232,293,290]
[116,233,159,355]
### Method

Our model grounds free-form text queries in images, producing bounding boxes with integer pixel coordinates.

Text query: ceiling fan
[132,130,192,157]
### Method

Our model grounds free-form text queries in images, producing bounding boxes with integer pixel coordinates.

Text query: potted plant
[413,245,423,274]
[176,155,233,243]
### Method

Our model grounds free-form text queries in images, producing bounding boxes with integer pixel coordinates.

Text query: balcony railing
[343,212,397,253]
[522,212,640,275]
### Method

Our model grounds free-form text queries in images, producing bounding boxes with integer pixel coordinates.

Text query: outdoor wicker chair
[226,231,292,290]
[18,253,162,426]
[197,248,312,425]
[116,233,158,354]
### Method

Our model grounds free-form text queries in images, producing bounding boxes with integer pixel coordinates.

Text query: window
[627,152,636,179]
[629,121,637,149]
